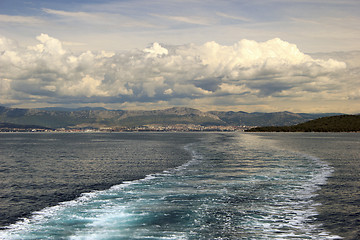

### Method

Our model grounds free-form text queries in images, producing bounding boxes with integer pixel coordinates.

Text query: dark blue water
[0,132,359,239]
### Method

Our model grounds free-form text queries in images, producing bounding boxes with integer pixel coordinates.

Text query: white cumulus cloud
[0,34,349,110]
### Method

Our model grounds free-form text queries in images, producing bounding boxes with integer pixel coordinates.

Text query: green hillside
[246,115,360,132]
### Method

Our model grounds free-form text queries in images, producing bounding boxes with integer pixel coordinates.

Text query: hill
[208,111,337,126]
[0,106,224,129]
[246,115,360,132]
[0,106,343,129]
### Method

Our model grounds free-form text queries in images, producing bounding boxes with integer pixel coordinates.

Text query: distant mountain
[0,106,344,129]
[0,106,223,129]
[209,111,340,126]
[36,107,108,112]
[246,115,360,132]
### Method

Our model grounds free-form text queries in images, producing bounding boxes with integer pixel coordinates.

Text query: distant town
[0,124,252,133]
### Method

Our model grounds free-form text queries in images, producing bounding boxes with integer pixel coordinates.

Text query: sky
[0,0,359,113]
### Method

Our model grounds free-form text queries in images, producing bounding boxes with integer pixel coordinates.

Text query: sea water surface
[0,132,358,239]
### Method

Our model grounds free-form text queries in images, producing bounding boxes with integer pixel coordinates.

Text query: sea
[0,132,359,240]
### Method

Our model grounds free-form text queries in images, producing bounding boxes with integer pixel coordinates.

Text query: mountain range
[0,106,343,129]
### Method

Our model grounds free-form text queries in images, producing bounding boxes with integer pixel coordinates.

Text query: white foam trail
[0,143,202,240]
[1,133,345,240]
[243,133,342,239]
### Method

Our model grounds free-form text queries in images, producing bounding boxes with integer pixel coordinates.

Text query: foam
[0,143,202,239]
[1,134,345,240]
[233,133,342,239]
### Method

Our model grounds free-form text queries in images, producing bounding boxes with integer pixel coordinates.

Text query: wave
[0,133,344,240]
[231,133,342,239]
[0,143,202,240]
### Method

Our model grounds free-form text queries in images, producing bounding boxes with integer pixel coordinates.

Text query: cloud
[150,14,212,26]
[0,14,43,24]
[0,34,350,110]
[216,12,251,22]
[0,37,18,51]
[42,8,95,18]
[42,8,159,29]
[143,42,168,58]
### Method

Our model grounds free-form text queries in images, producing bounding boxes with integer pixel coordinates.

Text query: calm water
[0,132,359,239]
